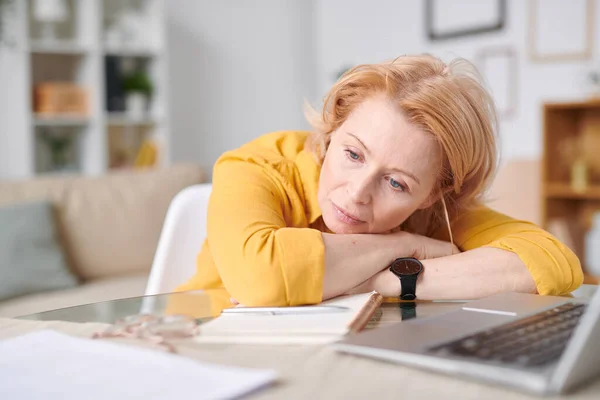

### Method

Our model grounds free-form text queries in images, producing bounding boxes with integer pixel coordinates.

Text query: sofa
[0,164,206,318]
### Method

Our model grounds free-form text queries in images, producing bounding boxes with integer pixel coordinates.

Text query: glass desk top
[16,285,598,330]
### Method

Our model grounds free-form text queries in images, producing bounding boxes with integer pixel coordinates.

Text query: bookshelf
[541,100,600,285]
[0,0,169,179]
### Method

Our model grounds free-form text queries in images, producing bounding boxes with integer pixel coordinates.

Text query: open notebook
[194,291,383,344]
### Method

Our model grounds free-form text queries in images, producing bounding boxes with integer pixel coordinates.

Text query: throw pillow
[0,200,79,301]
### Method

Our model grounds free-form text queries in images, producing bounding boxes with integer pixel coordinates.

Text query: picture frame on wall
[425,0,506,41]
[528,0,594,62]
[475,47,518,119]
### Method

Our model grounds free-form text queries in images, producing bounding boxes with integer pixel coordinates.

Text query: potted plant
[41,130,75,172]
[122,70,153,118]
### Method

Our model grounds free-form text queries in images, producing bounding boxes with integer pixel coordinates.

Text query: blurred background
[0,0,598,317]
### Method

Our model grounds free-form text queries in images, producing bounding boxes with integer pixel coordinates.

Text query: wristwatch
[389,257,424,300]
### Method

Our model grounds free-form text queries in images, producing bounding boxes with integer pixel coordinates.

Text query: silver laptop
[333,290,600,396]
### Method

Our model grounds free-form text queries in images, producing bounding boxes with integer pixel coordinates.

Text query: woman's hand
[322,229,459,301]
[402,232,460,260]
[344,233,460,297]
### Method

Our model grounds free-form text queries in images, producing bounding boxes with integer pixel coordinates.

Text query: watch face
[390,258,423,276]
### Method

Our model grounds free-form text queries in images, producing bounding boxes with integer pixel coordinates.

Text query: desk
[2,286,599,399]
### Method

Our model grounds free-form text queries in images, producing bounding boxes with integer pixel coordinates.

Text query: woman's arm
[359,206,583,299]
[361,247,536,299]
[321,231,458,300]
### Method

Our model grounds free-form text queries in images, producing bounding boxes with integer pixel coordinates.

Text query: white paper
[196,292,377,344]
[0,330,277,400]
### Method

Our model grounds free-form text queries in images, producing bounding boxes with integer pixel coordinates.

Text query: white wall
[315,0,600,164]
[168,0,600,176]
[167,0,317,178]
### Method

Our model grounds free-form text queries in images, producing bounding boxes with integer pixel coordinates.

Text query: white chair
[144,183,212,296]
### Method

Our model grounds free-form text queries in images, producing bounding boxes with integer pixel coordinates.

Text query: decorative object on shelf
[528,0,594,62]
[425,0,506,41]
[584,212,600,276]
[571,158,589,194]
[0,0,17,48]
[32,0,69,43]
[40,129,77,172]
[558,135,590,194]
[475,46,518,119]
[122,70,153,118]
[134,139,158,168]
[33,82,88,116]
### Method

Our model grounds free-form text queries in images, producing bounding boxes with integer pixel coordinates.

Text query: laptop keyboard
[428,302,587,367]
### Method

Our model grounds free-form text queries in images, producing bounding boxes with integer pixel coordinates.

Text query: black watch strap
[399,301,417,320]
[400,275,417,300]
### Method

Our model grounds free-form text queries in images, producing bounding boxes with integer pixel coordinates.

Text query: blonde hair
[306,54,498,237]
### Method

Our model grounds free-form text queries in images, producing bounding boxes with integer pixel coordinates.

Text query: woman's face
[318,95,442,234]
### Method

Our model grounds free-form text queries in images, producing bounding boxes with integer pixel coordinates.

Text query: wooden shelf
[542,100,600,280]
[34,115,90,127]
[544,99,600,111]
[104,46,159,58]
[545,183,600,200]
[106,113,157,126]
[30,41,90,55]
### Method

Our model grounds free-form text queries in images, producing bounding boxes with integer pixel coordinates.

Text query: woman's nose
[346,174,372,205]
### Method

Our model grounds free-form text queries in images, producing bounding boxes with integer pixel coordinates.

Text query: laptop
[333,289,600,396]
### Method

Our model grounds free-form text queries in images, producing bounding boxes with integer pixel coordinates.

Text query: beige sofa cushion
[0,164,205,281]
[0,272,148,318]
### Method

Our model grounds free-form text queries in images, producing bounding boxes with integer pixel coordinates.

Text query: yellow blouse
[176,131,583,305]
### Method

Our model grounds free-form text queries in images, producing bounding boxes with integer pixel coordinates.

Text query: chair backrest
[144,183,212,295]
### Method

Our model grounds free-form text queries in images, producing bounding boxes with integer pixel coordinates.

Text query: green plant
[41,132,74,170]
[122,71,153,97]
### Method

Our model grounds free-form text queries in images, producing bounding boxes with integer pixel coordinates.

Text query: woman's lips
[332,203,364,225]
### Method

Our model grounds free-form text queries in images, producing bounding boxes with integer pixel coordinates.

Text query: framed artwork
[475,47,518,118]
[425,0,506,41]
[528,0,594,62]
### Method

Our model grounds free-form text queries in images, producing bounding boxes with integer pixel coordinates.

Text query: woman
[176,54,583,306]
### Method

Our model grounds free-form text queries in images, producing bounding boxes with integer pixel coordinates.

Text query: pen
[221,305,350,315]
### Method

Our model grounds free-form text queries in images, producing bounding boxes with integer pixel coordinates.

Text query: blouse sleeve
[206,158,325,306]
[443,205,583,295]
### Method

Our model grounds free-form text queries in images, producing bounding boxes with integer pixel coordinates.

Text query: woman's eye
[346,150,360,160]
[388,178,406,191]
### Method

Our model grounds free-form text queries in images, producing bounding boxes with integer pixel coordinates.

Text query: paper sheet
[0,330,277,400]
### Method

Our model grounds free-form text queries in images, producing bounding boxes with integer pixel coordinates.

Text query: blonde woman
[176,54,583,306]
